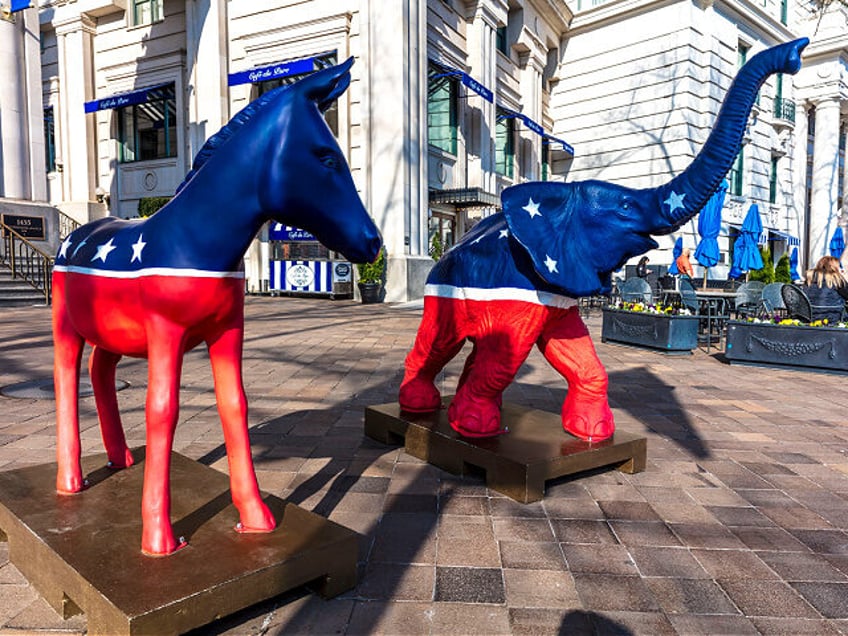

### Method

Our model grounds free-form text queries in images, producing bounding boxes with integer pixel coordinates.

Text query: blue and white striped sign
[270,260,334,294]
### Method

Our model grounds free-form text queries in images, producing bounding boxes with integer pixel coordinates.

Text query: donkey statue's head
[178,57,382,265]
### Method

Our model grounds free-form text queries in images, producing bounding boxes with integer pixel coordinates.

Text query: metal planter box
[725,320,848,372]
[601,308,698,353]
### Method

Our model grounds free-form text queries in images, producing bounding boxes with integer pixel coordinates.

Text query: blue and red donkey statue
[52,59,382,555]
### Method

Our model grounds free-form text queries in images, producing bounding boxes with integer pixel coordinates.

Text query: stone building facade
[0,0,845,298]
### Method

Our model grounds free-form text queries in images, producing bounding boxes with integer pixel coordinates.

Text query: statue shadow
[510,363,710,460]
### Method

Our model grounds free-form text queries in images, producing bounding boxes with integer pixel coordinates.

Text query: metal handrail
[0,220,54,304]
[57,209,80,240]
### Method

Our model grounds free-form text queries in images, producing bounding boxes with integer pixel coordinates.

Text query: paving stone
[645,577,739,615]
[434,567,505,604]
[572,574,659,612]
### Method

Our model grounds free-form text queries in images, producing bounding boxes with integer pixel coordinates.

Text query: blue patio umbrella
[789,246,800,281]
[731,203,764,275]
[693,180,727,287]
[829,226,844,259]
[668,236,683,275]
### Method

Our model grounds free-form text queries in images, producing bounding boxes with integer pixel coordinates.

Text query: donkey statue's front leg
[52,275,87,494]
[141,319,188,555]
[207,325,275,534]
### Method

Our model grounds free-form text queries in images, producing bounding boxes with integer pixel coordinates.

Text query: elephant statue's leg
[537,308,614,442]
[448,302,545,437]
[399,296,466,412]
[88,346,135,469]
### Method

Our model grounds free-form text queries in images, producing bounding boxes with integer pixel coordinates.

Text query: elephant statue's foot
[399,377,441,412]
[447,393,507,438]
[562,396,614,442]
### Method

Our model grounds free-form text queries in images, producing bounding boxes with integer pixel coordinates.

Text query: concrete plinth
[365,401,647,503]
[0,449,358,635]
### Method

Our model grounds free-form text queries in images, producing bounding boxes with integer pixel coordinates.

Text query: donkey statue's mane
[175,86,288,195]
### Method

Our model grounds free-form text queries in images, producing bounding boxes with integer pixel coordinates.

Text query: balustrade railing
[0,221,54,303]
[773,97,796,124]
[58,209,80,240]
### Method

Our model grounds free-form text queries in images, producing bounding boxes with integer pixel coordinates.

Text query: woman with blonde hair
[803,255,848,322]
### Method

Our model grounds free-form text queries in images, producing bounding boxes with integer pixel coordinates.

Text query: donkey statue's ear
[299,57,354,112]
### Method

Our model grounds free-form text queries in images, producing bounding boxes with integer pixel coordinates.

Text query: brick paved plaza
[1,297,847,635]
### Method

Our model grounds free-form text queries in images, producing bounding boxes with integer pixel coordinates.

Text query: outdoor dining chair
[619,278,653,304]
[781,284,812,323]
[677,278,700,314]
[759,282,786,316]
[734,281,765,319]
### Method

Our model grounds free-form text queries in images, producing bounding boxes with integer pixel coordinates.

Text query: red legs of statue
[88,347,134,469]
[448,328,538,437]
[52,278,86,494]
[537,308,614,442]
[399,298,466,413]
[140,318,188,555]
[207,325,275,535]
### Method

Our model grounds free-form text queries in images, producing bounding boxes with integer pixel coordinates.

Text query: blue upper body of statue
[55,58,382,279]
[427,38,808,300]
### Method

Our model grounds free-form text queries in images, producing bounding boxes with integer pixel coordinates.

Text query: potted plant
[357,247,386,304]
[601,301,698,353]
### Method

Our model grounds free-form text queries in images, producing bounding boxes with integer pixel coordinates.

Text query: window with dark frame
[44,107,56,173]
[428,62,458,155]
[131,0,162,26]
[117,84,176,163]
[495,109,515,178]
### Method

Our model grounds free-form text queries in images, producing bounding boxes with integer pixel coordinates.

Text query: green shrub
[749,246,775,283]
[774,253,792,283]
[138,196,172,217]
[357,247,386,284]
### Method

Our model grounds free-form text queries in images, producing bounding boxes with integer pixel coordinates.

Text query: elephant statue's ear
[502,182,602,297]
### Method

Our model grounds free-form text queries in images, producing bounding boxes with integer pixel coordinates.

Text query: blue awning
[11,0,30,11]
[728,223,799,246]
[228,53,334,87]
[499,107,575,156]
[543,133,575,156]
[431,61,493,103]
[768,229,800,246]
[84,83,171,113]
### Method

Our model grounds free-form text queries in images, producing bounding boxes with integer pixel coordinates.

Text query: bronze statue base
[0,449,358,635]
[365,401,646,503]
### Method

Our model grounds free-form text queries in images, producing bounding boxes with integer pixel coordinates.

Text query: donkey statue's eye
[320,155,339,169]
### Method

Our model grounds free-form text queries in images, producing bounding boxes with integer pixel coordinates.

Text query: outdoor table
[695,289,735,351]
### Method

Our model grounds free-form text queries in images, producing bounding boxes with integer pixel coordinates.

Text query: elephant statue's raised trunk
[652,37,809,233]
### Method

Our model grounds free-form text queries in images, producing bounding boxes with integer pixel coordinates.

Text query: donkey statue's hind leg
[88,346,135,469]
[52,276,87,494]
[207,325,275,533]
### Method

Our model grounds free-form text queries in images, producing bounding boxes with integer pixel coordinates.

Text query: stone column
[519,54,544,180]
[791,101,809,272]
[465,6,499,194]
[363,0,430,301]
[0,7,45,201]
[185,0,229,162]
[808,97,841,263]
[54,15,97,224]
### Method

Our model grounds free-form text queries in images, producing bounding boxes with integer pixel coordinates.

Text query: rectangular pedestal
[0,450,359,636]
[365,402,646,503]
